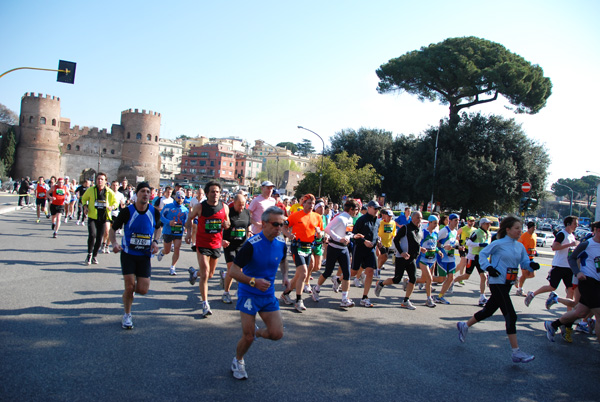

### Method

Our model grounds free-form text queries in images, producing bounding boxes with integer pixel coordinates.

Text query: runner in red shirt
[185,181,230,317]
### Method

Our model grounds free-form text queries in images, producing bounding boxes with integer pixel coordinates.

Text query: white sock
[342,291,348,300]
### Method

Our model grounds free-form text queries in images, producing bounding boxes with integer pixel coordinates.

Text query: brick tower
[14,93,62,179]
[117,109,161,186]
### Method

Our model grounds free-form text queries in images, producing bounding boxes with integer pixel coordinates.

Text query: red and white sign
[521,182,531,193]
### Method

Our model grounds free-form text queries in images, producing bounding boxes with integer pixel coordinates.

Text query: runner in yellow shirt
[377,210,397,273]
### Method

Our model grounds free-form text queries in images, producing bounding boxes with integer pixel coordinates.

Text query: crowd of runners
[11,175,600,379]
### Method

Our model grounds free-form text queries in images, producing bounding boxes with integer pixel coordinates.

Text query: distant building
[158,138,183,185]
[177,142,237,187]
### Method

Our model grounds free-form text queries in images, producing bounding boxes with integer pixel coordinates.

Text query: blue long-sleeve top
[160,203,189,236]
[479,236,532,285]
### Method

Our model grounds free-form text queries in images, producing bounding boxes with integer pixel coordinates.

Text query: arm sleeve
[478,242,494,271]
[568,241,588,275]
[324,216,344,242]
[154,208,162,229]
[160,205,172,225]
[233,241,254,268]
[352,217,365,246]
[393,226,407,253]
[111,207,130,231]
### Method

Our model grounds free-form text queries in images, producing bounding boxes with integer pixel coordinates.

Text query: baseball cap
[366,200,382,209]
[449,213,459,221]
[428,215,439,222]
[272,189,280,196]
[467,216,475,221]
[384,210,394,217]
[261,181,275,187]
[480,217,492,224]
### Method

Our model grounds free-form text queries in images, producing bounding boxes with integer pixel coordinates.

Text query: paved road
[0,205,598,402]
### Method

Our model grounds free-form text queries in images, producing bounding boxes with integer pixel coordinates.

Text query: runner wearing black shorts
[220,194,252,304]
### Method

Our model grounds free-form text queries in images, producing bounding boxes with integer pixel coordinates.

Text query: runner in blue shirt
[228,206,289,380]
[156,191,189,275]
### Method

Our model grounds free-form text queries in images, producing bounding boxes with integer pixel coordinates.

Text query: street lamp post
[297,126,325,198]
[554,182,574,216]
[430,120,442,210]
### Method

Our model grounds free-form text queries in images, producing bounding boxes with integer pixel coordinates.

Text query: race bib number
[506,267,518,282]
[172,224,183,234]
[95,200,107,209]
[205,219,222,234]
[425,250,436,259]
[447,249,455,257]
[231,227,246,239]
[38,192,46,197]
[383,225,393,233]
[56,189,65,195]
[130,233,151,251]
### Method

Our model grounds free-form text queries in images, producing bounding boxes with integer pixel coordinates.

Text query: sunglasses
[267,221,284,227]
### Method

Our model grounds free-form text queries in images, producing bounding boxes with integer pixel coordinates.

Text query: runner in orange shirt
[515,221,538,296]
[280,194,324,312]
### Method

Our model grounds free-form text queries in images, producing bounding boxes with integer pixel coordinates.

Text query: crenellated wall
[14,94,161,185]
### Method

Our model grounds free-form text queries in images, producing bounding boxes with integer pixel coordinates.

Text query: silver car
[536,232,555,247]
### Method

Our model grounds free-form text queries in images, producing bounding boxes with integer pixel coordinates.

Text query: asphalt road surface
[0,205,598,402]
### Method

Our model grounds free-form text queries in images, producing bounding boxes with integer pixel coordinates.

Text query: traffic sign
[521,182,531,192]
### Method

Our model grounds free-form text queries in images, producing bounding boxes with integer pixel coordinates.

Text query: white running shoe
[340,299,355,308]
[331,275,340,293]
[303,284,312,294]
[524,291,535,307]
[360,298,374,307]
[457,321,468,342]
[478,295,488,306]
[311,287,320,302]
[157,250,164,262]
[295,299,307,312]
[511,349,535,363]
[231,357,248,380]
[402,278,409,291]
[400,300,416,310]
[375,281,384,297]
[353,277,363,288]
[122,313,133,329]
[202,301,212,317]
[222,293,233,304]
[425,297,436,308]
[169,267,176,276]
[360,272,366,286]
[280,293,293,305]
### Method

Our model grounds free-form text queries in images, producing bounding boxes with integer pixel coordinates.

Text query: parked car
[540,224,553,232]
[536,232,555,247]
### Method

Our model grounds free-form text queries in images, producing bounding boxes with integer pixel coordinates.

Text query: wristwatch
[249,277,256,287]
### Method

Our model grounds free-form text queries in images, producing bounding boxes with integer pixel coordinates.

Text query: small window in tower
[127,132,131,139]
[67,144,71,150]
[52,119,57,126]
[111,149,115,155]
[155,136,158,142]
[136,133,142,140]
[76,145,80,151]
[29,116,34,123]
[40,117,46,125]
[103,148,107,154]
[147,134,151,141]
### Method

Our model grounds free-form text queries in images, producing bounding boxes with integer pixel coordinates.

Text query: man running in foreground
[228,206,289,379]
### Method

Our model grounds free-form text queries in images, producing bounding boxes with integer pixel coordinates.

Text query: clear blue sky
[2,0,599,189]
